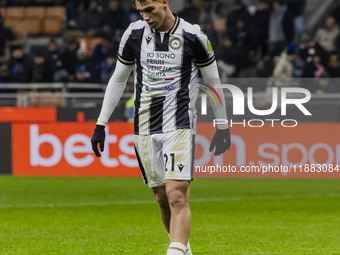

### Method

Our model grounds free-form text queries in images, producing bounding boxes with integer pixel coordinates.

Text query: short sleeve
[194,26,216,68]
[118,25,135,65]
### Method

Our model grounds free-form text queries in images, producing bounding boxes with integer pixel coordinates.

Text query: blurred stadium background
[0,0,340,254]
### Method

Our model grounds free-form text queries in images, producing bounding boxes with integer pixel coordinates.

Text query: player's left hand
[91,125,105,157]
[209,128,231,156]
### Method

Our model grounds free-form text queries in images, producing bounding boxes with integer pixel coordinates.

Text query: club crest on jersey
[170,38,182,50]
[145,35,152,45]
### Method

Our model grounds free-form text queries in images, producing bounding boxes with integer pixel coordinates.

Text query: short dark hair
[133,0,159,5]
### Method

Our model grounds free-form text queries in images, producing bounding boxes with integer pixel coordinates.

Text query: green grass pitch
[0,177,340,255]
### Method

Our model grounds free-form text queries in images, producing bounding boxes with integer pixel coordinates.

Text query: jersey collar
[169,14,180,34]
[150,14,180,34]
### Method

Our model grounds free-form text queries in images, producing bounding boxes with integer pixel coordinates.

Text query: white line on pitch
[0,194,339,209]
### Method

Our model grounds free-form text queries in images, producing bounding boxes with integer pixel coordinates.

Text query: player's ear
[161,0,168,8]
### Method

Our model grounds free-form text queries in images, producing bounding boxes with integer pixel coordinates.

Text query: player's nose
[142,13,150,21]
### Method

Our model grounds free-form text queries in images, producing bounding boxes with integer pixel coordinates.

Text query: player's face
[136,0,167,31]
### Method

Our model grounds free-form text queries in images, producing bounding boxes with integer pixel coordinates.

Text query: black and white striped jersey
[118,15,215,135]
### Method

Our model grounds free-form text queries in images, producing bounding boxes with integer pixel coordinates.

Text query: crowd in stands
[0,0,340,94]
[0,36,120,90]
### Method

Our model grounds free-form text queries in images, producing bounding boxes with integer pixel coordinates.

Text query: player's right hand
[91,125,105,157]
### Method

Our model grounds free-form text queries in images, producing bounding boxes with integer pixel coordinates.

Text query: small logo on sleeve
[207,39,212,52]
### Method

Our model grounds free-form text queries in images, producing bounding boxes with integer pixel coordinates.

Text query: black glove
[209,128,231,156]
[91,125,105,157]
